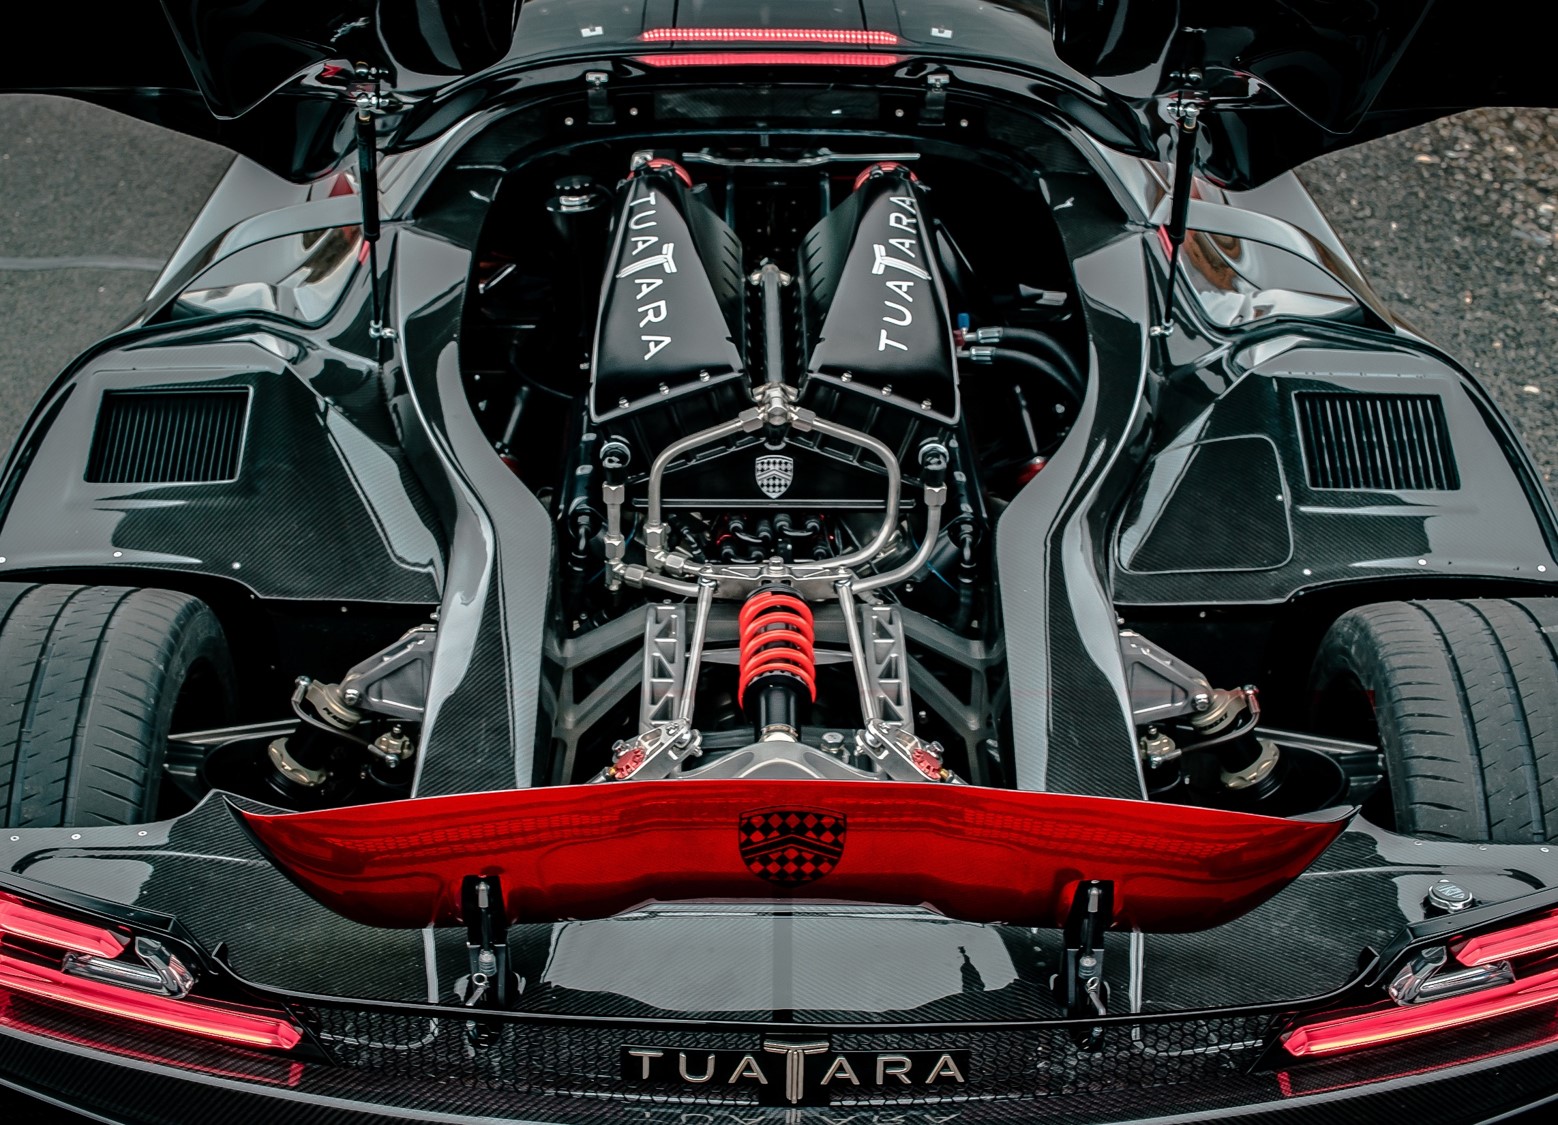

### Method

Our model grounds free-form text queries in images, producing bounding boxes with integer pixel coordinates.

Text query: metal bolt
[342,687,362,705]
[113,550,122,558]
[629,106,640,116]
[895,107,905,117]
[1192,693,1211,713]
[564,116,575,126]
[1426,880,1474,913]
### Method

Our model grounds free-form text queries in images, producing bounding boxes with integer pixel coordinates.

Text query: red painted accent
[640,29,900,46]
[640,158,695,188]
[609,746,646,779]
[852,161,918,191]
[737,590,817,707]
[0,952,302,1050]
[1281,965,1558,1057]
[910,748,944,780]
[1156,225,1175,259]
[1016,457,1049,486]
[1454,909,1558,966]
[0,893,127,958]
[634,52,903,68]
[357,239,370,264]
[327,172,356,198]
[238,783,1349,931]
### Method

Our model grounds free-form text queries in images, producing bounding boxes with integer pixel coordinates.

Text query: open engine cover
[590,163,746,423]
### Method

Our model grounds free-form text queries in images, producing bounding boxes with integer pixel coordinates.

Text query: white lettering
[728,1055,768,1084]
[871,244,930,279]
[627,1048,663,1080]
[629,235,660,255]
[876,1055,913,1085]
[888,237,919,257]
[820,1056,860,1086]
[634,277,666,298]
[628,191,658,208]
[618,243,678,276]
[641,335,672,360]
[888,210,918,232]
[925,1054,966,1084]
[638,300,668,327]
[678,1053,716,1082]
[878,330,909,353]
[882,301,912,327]
[885,279,915,300]
[628,209,659,230]
[889,195,916,211]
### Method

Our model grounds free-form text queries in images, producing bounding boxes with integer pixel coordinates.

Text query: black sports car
[4,2,1558,1121]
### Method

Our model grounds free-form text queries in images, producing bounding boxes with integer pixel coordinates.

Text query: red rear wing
[237,781,1350,932]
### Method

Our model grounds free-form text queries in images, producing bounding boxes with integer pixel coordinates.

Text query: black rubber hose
[961,346,1084,403]
[980,326,1086,394]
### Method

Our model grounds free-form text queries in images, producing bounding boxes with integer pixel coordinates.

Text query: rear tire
[0,584,235,828]
[1309,599,1558,843]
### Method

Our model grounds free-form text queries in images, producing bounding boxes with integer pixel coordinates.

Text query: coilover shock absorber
[737,586,816,740]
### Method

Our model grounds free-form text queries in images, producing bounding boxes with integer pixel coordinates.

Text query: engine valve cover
[591,163,746,421]
[799,166,959,421]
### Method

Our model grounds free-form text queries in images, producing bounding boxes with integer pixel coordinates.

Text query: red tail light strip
[0,893,127,958]
[1454,910,1558,967]
[0,951,301,1050]
[239,780,1349,931]
[640,28,900,46]
[635,52,903,69]
[1282,965,1558,1057]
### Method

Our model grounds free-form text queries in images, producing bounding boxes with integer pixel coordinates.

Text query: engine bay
[459,146,1086,786]
[236,139,1369,820]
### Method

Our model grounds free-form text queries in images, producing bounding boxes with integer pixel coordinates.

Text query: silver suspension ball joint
[1425,880,1475,915]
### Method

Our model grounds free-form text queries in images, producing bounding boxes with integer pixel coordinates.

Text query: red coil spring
[736,589,817,709]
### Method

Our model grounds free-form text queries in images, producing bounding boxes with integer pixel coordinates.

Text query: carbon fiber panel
[995,230,1148,798]
[0,340,442,604]
[391,228,553,796]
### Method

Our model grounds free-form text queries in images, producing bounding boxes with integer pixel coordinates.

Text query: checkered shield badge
[738,808,847,884]
[754,455,794,499]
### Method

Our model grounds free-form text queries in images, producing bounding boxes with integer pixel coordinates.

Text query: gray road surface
[1,96,1556,494]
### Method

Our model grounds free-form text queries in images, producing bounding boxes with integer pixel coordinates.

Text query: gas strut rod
[354,65,395,351]
[1152,92,1202,338]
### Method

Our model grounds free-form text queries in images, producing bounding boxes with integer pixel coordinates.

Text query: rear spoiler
[237,780,1350,932]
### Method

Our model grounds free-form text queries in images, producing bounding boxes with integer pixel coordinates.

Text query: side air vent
[1295,391,1458,491]
[86,389,249,484]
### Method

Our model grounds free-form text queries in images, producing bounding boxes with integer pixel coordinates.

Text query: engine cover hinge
[586,70,616,124]
[1051,879,1114,1049]
[922,71,950,125]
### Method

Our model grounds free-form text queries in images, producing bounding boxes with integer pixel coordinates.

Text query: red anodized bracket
[238,781,1350,932]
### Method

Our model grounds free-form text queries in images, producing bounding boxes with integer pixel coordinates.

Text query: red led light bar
[635,52,902,69]
[640,28,900,46]
[1282,965,1558,1057]
[0,893,127,958]
[1454,909,1558,967]
[240,780,1349,931]
[0,951,301,1050]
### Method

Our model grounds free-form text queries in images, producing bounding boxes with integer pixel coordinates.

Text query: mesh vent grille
[86,389,248,484]
[1295,392,1458,491]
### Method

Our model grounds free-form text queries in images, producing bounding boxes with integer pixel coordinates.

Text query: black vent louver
[86,389,249,484]
[1295,391,1458,491]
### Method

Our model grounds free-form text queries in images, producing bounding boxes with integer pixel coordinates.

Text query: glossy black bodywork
[8,0,1558,188]
[5,6,1558,1122]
